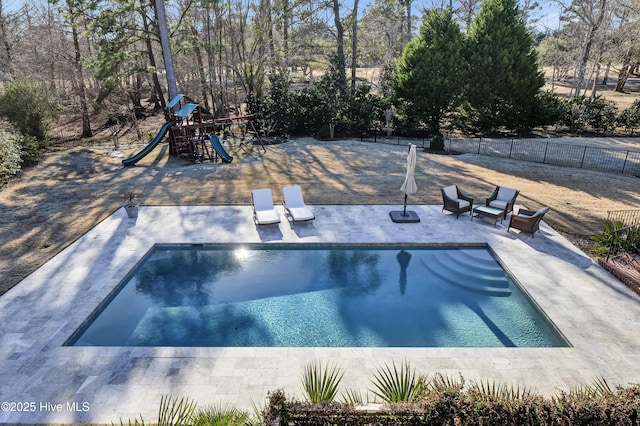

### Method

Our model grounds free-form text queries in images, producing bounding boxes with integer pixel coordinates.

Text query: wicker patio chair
[486,186,520,219]
[508,207,550,237]
[441,185,474,218]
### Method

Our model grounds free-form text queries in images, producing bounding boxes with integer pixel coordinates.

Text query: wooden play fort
[122,94,264,167]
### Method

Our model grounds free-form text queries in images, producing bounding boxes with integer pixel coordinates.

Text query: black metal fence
[446,137,640,176]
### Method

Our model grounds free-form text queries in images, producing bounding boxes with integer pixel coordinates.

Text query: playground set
[122,94,265,166]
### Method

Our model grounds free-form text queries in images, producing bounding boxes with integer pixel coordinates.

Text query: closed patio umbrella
[390,144,420,223]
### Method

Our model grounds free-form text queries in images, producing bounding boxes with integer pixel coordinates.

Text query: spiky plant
[370,360,429,403]
[192,402,249,426]
[114,395,196,426]
[568,376,613,399]
[158,395,197,426]
[431,372,465,395]
[113,416,145,426]
[341,388,364,405]
[469,380,531,400]
[302,361,345,403]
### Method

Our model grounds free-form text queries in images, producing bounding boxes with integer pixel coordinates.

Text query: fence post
[509,138,514,158]
[622,151,629,174]
[478,138,482,154]
[543,141,549,163]
[580,146,587,168]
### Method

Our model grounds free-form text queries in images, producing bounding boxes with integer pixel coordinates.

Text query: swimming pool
[68,244,568,347]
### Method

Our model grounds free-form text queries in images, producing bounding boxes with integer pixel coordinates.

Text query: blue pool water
[69,244,568,347]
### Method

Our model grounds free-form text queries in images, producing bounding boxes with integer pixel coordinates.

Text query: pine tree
[394,9,465,136]
[465,0,544,133]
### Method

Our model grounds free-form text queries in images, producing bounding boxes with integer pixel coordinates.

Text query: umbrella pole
[403,193,408,216]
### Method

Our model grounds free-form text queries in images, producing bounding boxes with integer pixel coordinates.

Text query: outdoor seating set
[441,184,550,237]
[252,186,315,226]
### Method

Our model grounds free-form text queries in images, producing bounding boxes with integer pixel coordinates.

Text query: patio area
[1,203,640,424]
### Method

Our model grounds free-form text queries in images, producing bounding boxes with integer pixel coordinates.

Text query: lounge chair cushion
[252,189,280,225]
[443,185,470,208]
[254,209,280,224]
[283,186,315,222]
[286,206,315,221]
[489,199,508,210]
[496,187,518,201]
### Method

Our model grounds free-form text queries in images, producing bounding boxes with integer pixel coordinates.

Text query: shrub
[0,128,23,184]
[264,378,640,426]
[531,90,569,130]
[192,403,249,426]
[430,133,445,150]
[341,85,386,137]
[247,72,297,137]
[0,80,62,144]
[563,95,617,134]
[582,95,618,133]
[616,100,640,135]
[592,220,640,257]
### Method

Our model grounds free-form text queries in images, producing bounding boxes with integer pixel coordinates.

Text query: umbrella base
[389,210,421,223]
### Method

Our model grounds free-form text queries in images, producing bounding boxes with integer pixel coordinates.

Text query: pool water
[69,244,568,347]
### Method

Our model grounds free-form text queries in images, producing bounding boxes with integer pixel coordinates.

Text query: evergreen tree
[465,0,544,133]
[394,9,465,136]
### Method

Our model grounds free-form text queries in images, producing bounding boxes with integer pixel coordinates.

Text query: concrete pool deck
[1,204,639,423]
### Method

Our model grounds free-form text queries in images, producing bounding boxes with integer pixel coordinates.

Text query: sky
[1,0,565,33]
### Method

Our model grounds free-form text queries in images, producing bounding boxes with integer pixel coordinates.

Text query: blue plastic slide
[122,122,175,166]
[209,134,233,163]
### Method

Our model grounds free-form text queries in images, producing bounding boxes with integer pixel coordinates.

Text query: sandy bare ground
[0,133,639,296]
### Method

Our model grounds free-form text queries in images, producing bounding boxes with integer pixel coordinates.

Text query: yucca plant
[592,220,626,257]
[370,360,429,403]
[114,395,196,426]
[568,376,613,399]
[341,388,364,405]
[431,372,465,395]
[302,361,345,403]
[192,402,249,426]
[158,395,197,426]
[469,379,531,400]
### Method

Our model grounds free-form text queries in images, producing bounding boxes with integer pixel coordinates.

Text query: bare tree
[351,0,359,93]
[0,0,12,80]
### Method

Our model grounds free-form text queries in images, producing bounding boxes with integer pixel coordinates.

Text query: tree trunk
[351,0,359,94]
[190,26,211,111]
[572,0,607,97]
[71,19,92,138]
[601,61,611,84]
[590,61,600,97]
[615,45,632,93]
[142,2,165,110]
[616,61,631,92]
[266,0,276,71]
[154,0,178,101]
[282,0,289,71]
[332,0,346,89]
[400,0,413,45]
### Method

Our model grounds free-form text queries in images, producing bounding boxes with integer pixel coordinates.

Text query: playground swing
[122,94,264,166]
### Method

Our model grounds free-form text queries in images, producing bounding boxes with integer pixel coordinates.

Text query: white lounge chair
[252,188,280,225]
[283,186,315,223]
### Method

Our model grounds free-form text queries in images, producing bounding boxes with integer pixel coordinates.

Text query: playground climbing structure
[122,94,265,166]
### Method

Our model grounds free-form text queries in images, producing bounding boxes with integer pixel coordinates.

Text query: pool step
[421,249,512,297]
[435,251,509,286]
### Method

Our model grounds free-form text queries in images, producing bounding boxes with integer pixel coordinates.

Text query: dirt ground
[1,116,639,297]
